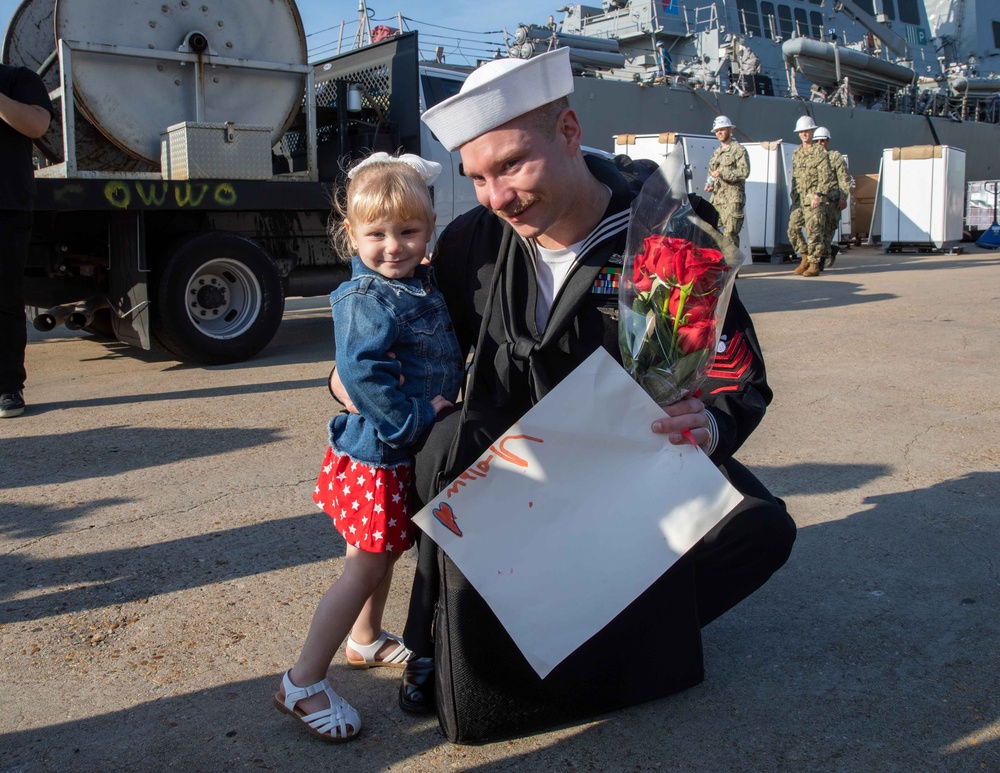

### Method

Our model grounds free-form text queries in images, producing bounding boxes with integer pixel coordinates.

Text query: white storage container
[160,121,274,180]
[742,140,793,260]
[879,145,966,249]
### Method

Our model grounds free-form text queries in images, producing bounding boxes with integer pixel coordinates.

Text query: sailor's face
[460,109,578,242]
[799,129,815,144]
[714,127,732,142]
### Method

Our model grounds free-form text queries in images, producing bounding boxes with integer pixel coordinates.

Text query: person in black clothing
[331,48,795,712]
[0,63,53,418]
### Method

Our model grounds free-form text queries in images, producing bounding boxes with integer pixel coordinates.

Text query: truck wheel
[154,232,284,364]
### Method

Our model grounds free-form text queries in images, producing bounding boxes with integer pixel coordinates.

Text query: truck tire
[154,232,284,364]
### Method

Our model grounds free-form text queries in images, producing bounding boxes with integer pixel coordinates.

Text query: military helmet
[794,115,817,132]
[814,126,832,140]
[712,115,735,131]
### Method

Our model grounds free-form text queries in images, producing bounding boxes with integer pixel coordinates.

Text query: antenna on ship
[976,182,1000,249]
[354,0,373,49]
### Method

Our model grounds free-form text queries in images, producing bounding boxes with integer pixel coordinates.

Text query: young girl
[273,153,463,742]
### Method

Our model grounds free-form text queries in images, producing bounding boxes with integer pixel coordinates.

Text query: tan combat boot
[793,255,810,275]
[803,261,822,277]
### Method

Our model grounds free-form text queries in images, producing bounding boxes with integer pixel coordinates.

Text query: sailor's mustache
[493,195,539,220]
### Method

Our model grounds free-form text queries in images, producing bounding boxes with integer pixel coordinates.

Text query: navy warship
[502,0,999,182]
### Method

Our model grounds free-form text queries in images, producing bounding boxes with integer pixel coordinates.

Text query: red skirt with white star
[313,446,415,553]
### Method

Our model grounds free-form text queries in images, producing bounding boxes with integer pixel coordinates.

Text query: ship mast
[353,0,373,49]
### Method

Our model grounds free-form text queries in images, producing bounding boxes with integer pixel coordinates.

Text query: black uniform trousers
[0,210,33,394]
[402,401,797,658]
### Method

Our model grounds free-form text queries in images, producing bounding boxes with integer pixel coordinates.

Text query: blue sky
[2,1,555,66]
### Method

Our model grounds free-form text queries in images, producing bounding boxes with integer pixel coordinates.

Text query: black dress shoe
[399,656,435,714]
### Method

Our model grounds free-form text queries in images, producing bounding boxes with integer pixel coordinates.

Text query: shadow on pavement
[3,426,286,489]
[752,462,894,495]
[0,512,338,624]
[23,378,320,415]
[735,273,897,314]
[0,672,446,771]
[0,498,131,541]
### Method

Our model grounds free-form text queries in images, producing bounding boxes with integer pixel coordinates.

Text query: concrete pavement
[2,245,998,772]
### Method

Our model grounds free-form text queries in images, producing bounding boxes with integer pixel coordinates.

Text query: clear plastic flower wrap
[618,148,744,407]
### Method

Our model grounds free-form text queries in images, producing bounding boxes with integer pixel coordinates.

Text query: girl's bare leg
[279,547,391,715]
[346,553,404,660]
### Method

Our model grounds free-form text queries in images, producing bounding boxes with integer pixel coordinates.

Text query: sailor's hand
[711,169,722,179]
[328,366,357,413]
[651,396,712,451]
[838,199,848,211]
[430,395,454,415]
[811,193,823,209]
[329,352,403,414]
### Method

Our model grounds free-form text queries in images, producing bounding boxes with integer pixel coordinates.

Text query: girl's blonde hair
[330,157,436,259]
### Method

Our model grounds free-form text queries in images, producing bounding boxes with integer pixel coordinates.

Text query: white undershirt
[533,237,586,331]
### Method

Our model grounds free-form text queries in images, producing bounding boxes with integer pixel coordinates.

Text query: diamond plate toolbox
[161,122,274,180]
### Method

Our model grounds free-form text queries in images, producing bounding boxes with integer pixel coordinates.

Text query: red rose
[676,318,716,354]
[638,236,680,283]
[668,290,718,325]
[660,237,693,282]
[632,254,653,292]
[639,236,728,292]
[686,246,728,293]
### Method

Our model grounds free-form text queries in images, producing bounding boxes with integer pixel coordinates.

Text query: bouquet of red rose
[619,149,743,407]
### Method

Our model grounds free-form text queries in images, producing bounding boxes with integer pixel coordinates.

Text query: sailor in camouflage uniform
[705,115,750,247]
[814,126,851,267]
[787,115,837,277]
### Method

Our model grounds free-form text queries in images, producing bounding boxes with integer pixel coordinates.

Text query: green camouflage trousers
[717,211,744,248]
[787,205,835,263]
[823,203,842,245]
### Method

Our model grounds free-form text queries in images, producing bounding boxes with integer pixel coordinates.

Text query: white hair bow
[347,152,442,185]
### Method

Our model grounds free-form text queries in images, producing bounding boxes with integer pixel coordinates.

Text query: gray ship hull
[570,78,1000,182]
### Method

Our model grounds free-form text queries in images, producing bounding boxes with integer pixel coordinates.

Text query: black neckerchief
[491,155,632,404]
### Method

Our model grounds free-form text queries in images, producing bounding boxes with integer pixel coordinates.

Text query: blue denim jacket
[328,257,463,467]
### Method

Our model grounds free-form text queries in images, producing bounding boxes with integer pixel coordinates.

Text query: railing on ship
[679,4,719,37]
[569,1,720,40]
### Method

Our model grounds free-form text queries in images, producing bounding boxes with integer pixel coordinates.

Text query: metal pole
[306,68,318,182]
[194,59,205,122]
[58,39,78,177]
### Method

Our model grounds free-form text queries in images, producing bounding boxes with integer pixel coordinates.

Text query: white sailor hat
[421,47,575,152]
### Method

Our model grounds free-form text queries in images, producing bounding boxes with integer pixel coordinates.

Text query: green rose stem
[664,280,693,359]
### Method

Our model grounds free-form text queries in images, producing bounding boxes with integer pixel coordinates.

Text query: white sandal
[272,670,361,743]
[345,629,412,669]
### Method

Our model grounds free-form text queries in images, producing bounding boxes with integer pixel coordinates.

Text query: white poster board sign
[411,348,744,678]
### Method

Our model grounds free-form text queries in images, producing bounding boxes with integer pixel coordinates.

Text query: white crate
[160,121,274,180]
[880,145,966,248]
